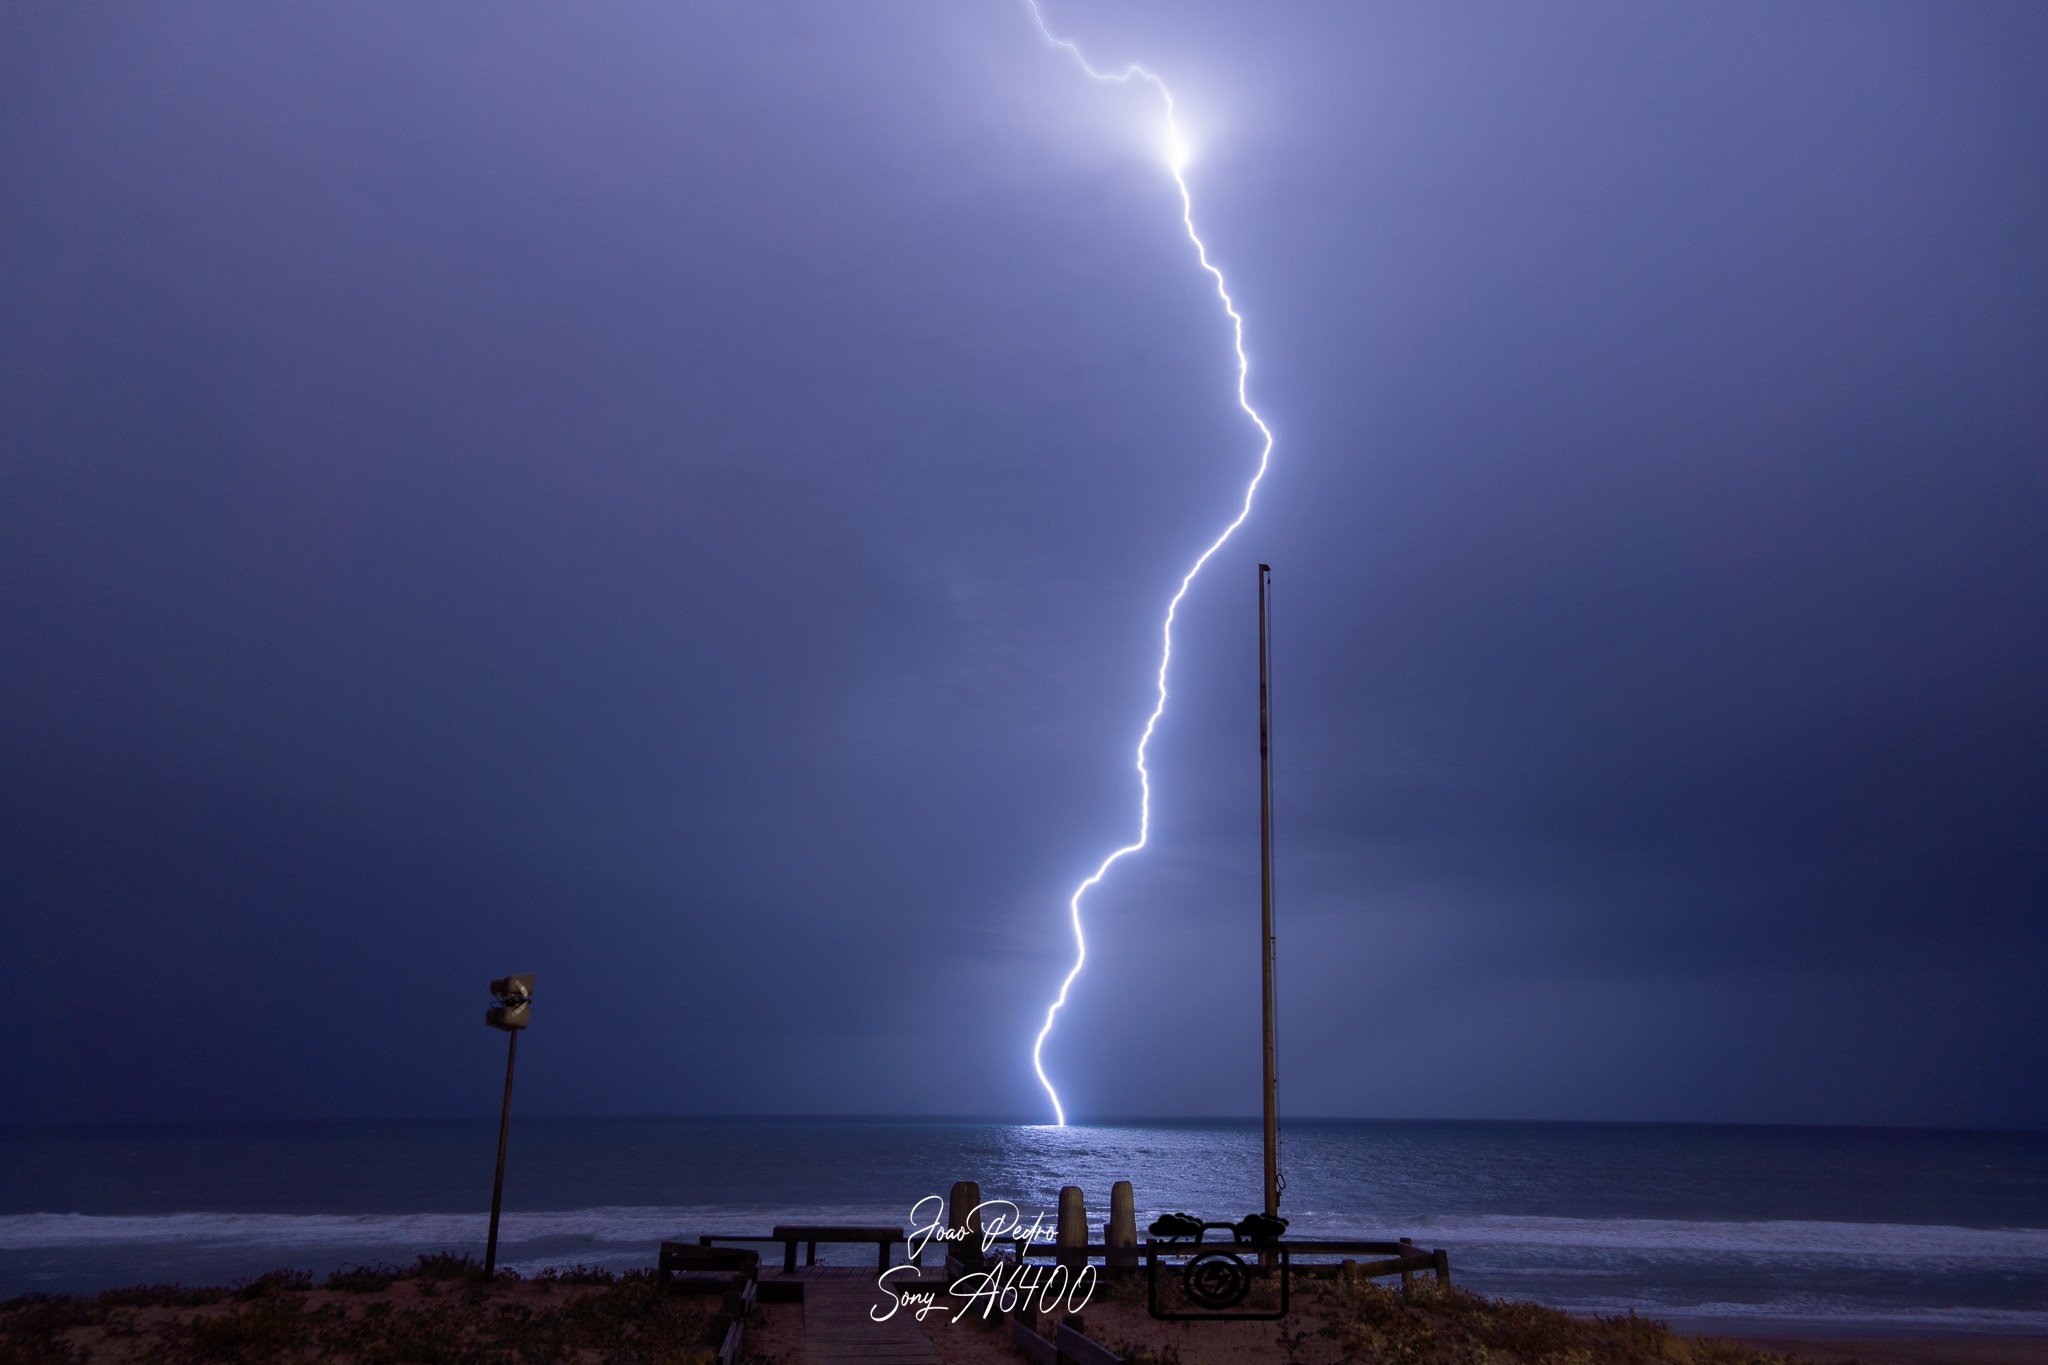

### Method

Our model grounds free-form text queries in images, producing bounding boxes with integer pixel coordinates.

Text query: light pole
[1258,565,1282,1222]
[483,974,532,1280]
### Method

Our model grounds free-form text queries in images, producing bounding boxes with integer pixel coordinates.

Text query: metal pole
[484,1027,518,1278]
[1258,563,1281,1220]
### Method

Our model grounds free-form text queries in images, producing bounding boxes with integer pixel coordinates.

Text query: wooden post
[1056,1187,1087,1273]
[1105,1181,1137,1270]
[950,1180,985,1268]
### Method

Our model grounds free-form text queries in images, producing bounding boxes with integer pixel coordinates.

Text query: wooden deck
[794,1268,942,1365]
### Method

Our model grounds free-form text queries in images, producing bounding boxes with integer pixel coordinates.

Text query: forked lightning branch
[1022,2,1276,1127]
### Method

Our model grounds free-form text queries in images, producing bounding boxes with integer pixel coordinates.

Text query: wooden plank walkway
[796,1268,943,1365]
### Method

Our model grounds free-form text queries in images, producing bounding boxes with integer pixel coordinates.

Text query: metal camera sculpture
[1145,1212,1290,1321]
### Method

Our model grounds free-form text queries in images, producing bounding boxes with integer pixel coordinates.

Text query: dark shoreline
[1716,1337,2048,1365]
[1663,1316,2048,1341]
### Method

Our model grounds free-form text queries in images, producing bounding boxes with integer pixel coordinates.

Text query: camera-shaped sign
[1144,1214,1290,1321]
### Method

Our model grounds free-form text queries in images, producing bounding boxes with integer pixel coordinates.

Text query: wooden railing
[694,1225,912,1273]
[655,1242,759,1365]
[989,1235,1449,1285]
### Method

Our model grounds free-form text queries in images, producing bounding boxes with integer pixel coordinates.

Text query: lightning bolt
[1023,1,1276,1127]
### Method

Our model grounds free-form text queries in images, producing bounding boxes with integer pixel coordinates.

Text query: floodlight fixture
[482,972,533,1278]
[486,975,533,1031]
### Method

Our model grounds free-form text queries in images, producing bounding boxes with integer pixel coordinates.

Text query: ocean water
[2,1119,2044,1333]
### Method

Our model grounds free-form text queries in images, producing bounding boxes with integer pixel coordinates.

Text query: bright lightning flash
[1023,1,1275,1127]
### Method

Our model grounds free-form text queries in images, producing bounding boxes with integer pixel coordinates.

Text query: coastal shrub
[187,1296,315,1361]
[1317,1277,1792,1365]
[345,1304,468,1364]
[1329,1279,1438,1363]
[0,1296,102,1338]
[3,1270,728,1365]
[1276,1320,1318,1365]
[1095,1271,1150,1307]
[231,1269,312,1301]
[0,1328,82,1365]
[0,1294,97,1365]
[99,1283,230,1309]
[326,1263,402,1293]
[0,1277,241,1365]
[411,1252,484,1282]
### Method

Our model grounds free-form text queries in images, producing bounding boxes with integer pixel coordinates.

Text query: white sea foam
[0,1206,904,1252]
[1402,1214,2048,1263]
[6,1208,2044,1264]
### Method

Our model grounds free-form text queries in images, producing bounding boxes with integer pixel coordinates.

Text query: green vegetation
[1310,1278,1787,1365]
[3,1255,1803,1365]
[323,1268,401,1296]
[1092,1275,1796,1365]
[0,1256,719,1365]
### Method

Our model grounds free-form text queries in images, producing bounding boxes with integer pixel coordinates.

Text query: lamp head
[486,974,533,1030]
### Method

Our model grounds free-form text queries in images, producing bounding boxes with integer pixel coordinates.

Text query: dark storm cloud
[2,1,2042,1127]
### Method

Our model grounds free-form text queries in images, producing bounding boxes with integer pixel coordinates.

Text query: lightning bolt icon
[1022,1,1276,1127]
